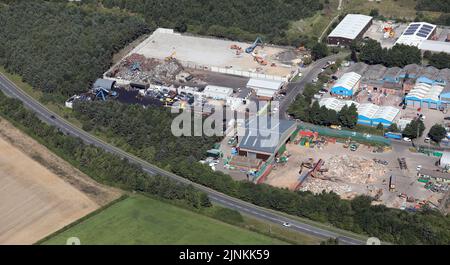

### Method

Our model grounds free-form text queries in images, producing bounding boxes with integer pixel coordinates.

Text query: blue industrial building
[331,72,362,98]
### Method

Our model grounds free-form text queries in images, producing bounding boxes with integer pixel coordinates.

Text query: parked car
[403,137,412,142]
[416,165,422,171]
[282,222,291,227]
[445,117,450,121]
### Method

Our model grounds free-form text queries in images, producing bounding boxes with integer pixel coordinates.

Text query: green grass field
[42,195,288,245]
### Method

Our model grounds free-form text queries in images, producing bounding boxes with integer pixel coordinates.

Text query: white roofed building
[246,78,285,100]
[405,82,445,109]
[319,98,359,112]
[327,14,373,45]
[319,98,399,127]
[395,22,437,48]
[330,72,362,98]
[419,40,450,54]
[203,85,233,100]
[357,104,400,127]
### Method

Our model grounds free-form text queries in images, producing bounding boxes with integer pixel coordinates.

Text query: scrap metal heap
[106,53,186,85]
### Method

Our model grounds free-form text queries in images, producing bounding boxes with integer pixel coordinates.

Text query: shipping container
[384,132,402,140]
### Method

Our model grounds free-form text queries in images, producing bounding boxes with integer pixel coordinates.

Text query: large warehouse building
[405,82,445,109]
[318,98,358,112]
[327,14,373,45]
[419,40,450,55]
[319,98,400,127]
[357,104,400,127]
[237,118,297,161]
[246,78,285,100]
[330,72,362,98]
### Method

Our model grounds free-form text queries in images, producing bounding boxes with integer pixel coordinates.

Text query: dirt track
[0,118,121,244]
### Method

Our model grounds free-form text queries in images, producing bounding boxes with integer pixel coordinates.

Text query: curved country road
[0,71,367,245]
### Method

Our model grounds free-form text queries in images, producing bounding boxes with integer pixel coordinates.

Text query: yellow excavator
[165,51,176,61]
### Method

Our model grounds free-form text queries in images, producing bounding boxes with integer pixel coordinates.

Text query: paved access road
[279,54,347,119]
[0,73,367,245]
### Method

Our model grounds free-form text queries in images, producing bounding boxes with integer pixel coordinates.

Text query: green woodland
[99,0,324,46]
[0,1,149,99]
[1,0,450,245]
[0,92,210,210]
[416,0,450,13]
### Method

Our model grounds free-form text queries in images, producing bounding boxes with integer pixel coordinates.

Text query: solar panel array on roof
[395,22,437,47]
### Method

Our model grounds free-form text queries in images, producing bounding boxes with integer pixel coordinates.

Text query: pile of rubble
[325,155,387,184]
[299,178,353,196]
[106,53,186,85]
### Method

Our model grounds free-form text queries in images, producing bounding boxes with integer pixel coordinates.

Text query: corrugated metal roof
[358,104,400,122]
[440,152,450,166]
[256,88,277,98]
[238,117,296,155]
[406,83,444,101]
[247,78,284,91]
[328,14,373,40]
[319,98,359,112]
[93,78,116,90]
[419,40,450,54]
[332,72,362,91]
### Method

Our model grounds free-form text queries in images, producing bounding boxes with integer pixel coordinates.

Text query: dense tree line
[288,83,358,129]
[402,118,426,139]
[428,124,447,143]
[96,0,323,47]
[416,0,450,13]
[70,100,450,244]
[1,0,449,245]
[0,91,208,209]
[357,40,422,68]
[424,51,450,69]
[0,1,149,100]
[73,101,221,166]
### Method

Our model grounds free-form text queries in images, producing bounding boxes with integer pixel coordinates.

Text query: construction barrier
[418,146,444,157]
[297,123,391,146]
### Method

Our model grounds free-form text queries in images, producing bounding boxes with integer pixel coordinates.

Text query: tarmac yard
[126,29,299,79]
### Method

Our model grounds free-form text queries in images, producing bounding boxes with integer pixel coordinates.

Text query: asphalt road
[0,72,367,245]
[279,54,346,119]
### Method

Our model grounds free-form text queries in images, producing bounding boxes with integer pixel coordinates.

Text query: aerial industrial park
[63,17,450,214]
[0,0,450,249]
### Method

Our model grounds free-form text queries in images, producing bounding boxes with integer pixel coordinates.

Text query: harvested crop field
[0,118,121,244]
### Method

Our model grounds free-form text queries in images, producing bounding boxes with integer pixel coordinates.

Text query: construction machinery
[254,55,268,66]
[230,44,243,56]
[245,37,264,53]
[230,44,242,50]
[165,51,176,61]
[292,159,325,191]
[93,87,117,101]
